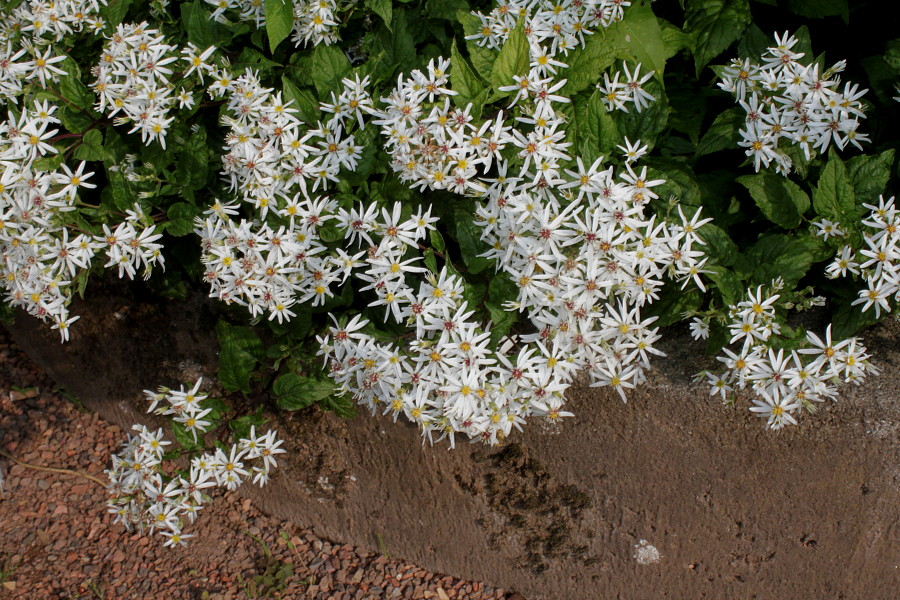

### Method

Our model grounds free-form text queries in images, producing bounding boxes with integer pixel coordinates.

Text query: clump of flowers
[197,69,380,322]
[92,22,215,148]
[700,280,877,429]
[597,61,657,113]
[207,0,356,47]
[719,31,868,175]
[107,379,285,547]
[466,0,631,56]
[0,101,164,341]
[817,195,900,318]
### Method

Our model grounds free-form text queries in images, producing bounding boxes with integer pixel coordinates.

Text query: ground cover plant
[0,0,897,544]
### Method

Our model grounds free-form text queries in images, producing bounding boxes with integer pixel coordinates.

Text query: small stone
[2,582,16,591]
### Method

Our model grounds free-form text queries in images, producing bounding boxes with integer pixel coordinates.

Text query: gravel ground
[0,333,516,600]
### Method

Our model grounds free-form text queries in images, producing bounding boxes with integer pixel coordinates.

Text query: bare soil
[4,283,899,599]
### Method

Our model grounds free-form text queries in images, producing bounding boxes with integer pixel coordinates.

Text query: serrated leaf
[696,108,744,157]
[734,234,820,288]
[451,39,487,109]
[607,0,668,80]
[786,0,848,18]
[457,10,498,80]
[172,421,203,450]
[100,0,132,29]
[281,76,319,124]
[318,394,357,418]
[366,0,392,30]
[454,209,491,274]
[846,149,895,203]
[308,44,351,97]
[216,321,264,393]
[264,0,294,52]
[33,153,65,172]
[684,0,752,75]
[490,16,530,99]
[176,126,209,191]
[273,373,336,410]
[182,0,233,49]
[488,274,517,304]
[430,229,446,252]
[577,90,618,163]
[705,263,744,306]
[166,202,200,237]
[812,150,858,225]
[736,172,810,229]
[698,224,739,267]
[560,28,621,96]
[487,303,516,348]
[229,406,267,440]
[72,128,107,162]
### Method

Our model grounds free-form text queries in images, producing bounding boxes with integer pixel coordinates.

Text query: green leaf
[560,28,621,96]
[490,16,530,99]
[229,406,267,441]
[171,422,203,450]
[684,0,752,75]
[488,274,517,304]
[577,91,618,163]
[176,126,209,191]
[426,0,467,21]
[697,224,739,267]
[106,168,137,212]
[645,283,702,326]
[281,76,320,124]
[182,0,233,49]
[486,303,516,348]
[695,108,744,157]
[216,321,264,393]
[454,209,491,274]
[235,47,282,72]
[166,202,200,237]
[786,0,848,18]
[457,10,498,80]
[812,150,858,225]
[308,44,351,97]
[451,39,487,109]
[72,128,107,162]
[366,0,392,30]
[264,0,294,52]
[734,234,821,288]
[430,229,446,252]
[607,0,668,80]
[424,248,438,273]
[33,153,66,172]
[659,20,692,58]
[705,263,744,306]
[736,172,810,229]
[846,149,895,203]
[318,394,357,418]
[831,295,879,339]
[273,373,336,411]
[99,0,132,29]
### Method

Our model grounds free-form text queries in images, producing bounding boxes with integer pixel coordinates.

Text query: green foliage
[272,373,336,410]
[736,172,810,229]
[216,321,265,394]
[684,0,752,74]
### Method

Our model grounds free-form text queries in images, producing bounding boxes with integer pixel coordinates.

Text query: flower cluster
[0,0,106,47]
[703,280,877,429]
[0,101,163,341]
[207,0,354,47]
[92,23,215,148]
[818,195,900,318]
[197,71,382,321]
[719,31,868,175]
[107,379,285,547]
[210,68,369,212]
[596,61,657,113]
[467,0,631,56]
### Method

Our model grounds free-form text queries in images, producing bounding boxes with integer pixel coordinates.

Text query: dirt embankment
[5,286,899,599]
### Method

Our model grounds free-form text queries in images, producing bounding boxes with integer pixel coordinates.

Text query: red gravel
[0,333,513,600]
